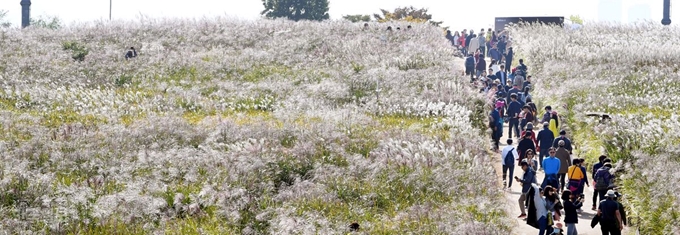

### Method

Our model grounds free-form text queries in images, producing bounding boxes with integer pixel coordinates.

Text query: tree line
[1,1,441,29]
[262,0,441,26]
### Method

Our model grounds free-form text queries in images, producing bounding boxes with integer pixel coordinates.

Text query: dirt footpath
[491,123,630,235]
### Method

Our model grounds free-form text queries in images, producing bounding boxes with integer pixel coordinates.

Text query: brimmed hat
[606,190,617,198]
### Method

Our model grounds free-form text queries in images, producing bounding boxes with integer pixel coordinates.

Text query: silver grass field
[0,18,509,234]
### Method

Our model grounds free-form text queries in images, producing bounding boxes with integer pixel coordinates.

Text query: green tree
[342,14,371,23]
[0,10,11,28]
[373,6,442,26]
[30,15,62,29]
[261,0,329,21]
[569,15,584,25]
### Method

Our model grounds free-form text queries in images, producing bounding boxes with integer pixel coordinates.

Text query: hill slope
[511,22,680,234]
[0,18,509,234]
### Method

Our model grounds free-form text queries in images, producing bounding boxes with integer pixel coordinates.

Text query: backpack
[504,148,515,166]
[595,168,612,191]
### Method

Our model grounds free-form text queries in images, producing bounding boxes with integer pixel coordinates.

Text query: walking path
[453,54,629,234]
[492,122,595,234]
[492,123,631,235]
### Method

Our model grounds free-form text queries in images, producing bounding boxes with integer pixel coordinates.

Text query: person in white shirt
[533,184,550,235]
[501,139,520,189]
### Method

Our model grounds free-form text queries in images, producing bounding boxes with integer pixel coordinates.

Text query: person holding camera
[516,159,536,219]
[561,190,584,235]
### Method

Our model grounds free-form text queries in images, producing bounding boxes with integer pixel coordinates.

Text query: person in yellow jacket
[567,159,588,197]
[549,111,560,138]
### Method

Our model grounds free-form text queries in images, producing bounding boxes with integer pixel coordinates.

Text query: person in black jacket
[517,132,536,164]
[505,47,514,72]
[125,47,137,60]
[613,191,627,227]
[562,190,583,235]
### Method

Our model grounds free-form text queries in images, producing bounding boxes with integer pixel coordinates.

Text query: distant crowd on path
[477,53,628,235]
[445,28,512,83]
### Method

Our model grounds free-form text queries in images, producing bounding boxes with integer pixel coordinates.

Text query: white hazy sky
[0,0,673,31]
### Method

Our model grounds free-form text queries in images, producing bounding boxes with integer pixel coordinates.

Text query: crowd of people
[457,28,629,235]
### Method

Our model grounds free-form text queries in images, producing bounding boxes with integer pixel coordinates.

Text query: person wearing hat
[555,140,572,193]
[597,190,624,234]
[552,130,573,154]
[536,122,555,170]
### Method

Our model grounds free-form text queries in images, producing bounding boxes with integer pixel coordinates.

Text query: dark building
[494,16,565,32]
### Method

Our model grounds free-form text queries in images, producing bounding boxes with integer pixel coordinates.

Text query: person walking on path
[490,104,503,151]
[518,132,536,164]
[505,47,514,72]
[562,190,584,235]
[501,139,519,189]
[553,130,573,154]
[549,111,560,138]
[613,191,628,228]
[527,184,550,235]
[594,162,615,208]
[541,106,552,123]
[577,158,590,200]
[524,149,539,172]
[520,105,535,132]
[520,123,538,146]
[566,159,586,196]
[542,148,561,189]
[516,160,537,219]
[536,122,555,170]
[555,140,572,193]
[597,190,624,235]
[591,155,608,210]
[507,94,522,139]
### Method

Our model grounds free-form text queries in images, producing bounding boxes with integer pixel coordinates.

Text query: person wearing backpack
[591,155,608,210]
[516,159,537,219]
[501,139,520,189]
[594,162,614,209]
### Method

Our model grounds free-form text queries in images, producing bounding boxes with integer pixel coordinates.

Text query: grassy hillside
[510,22,680,234]
[0,18,510,234]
